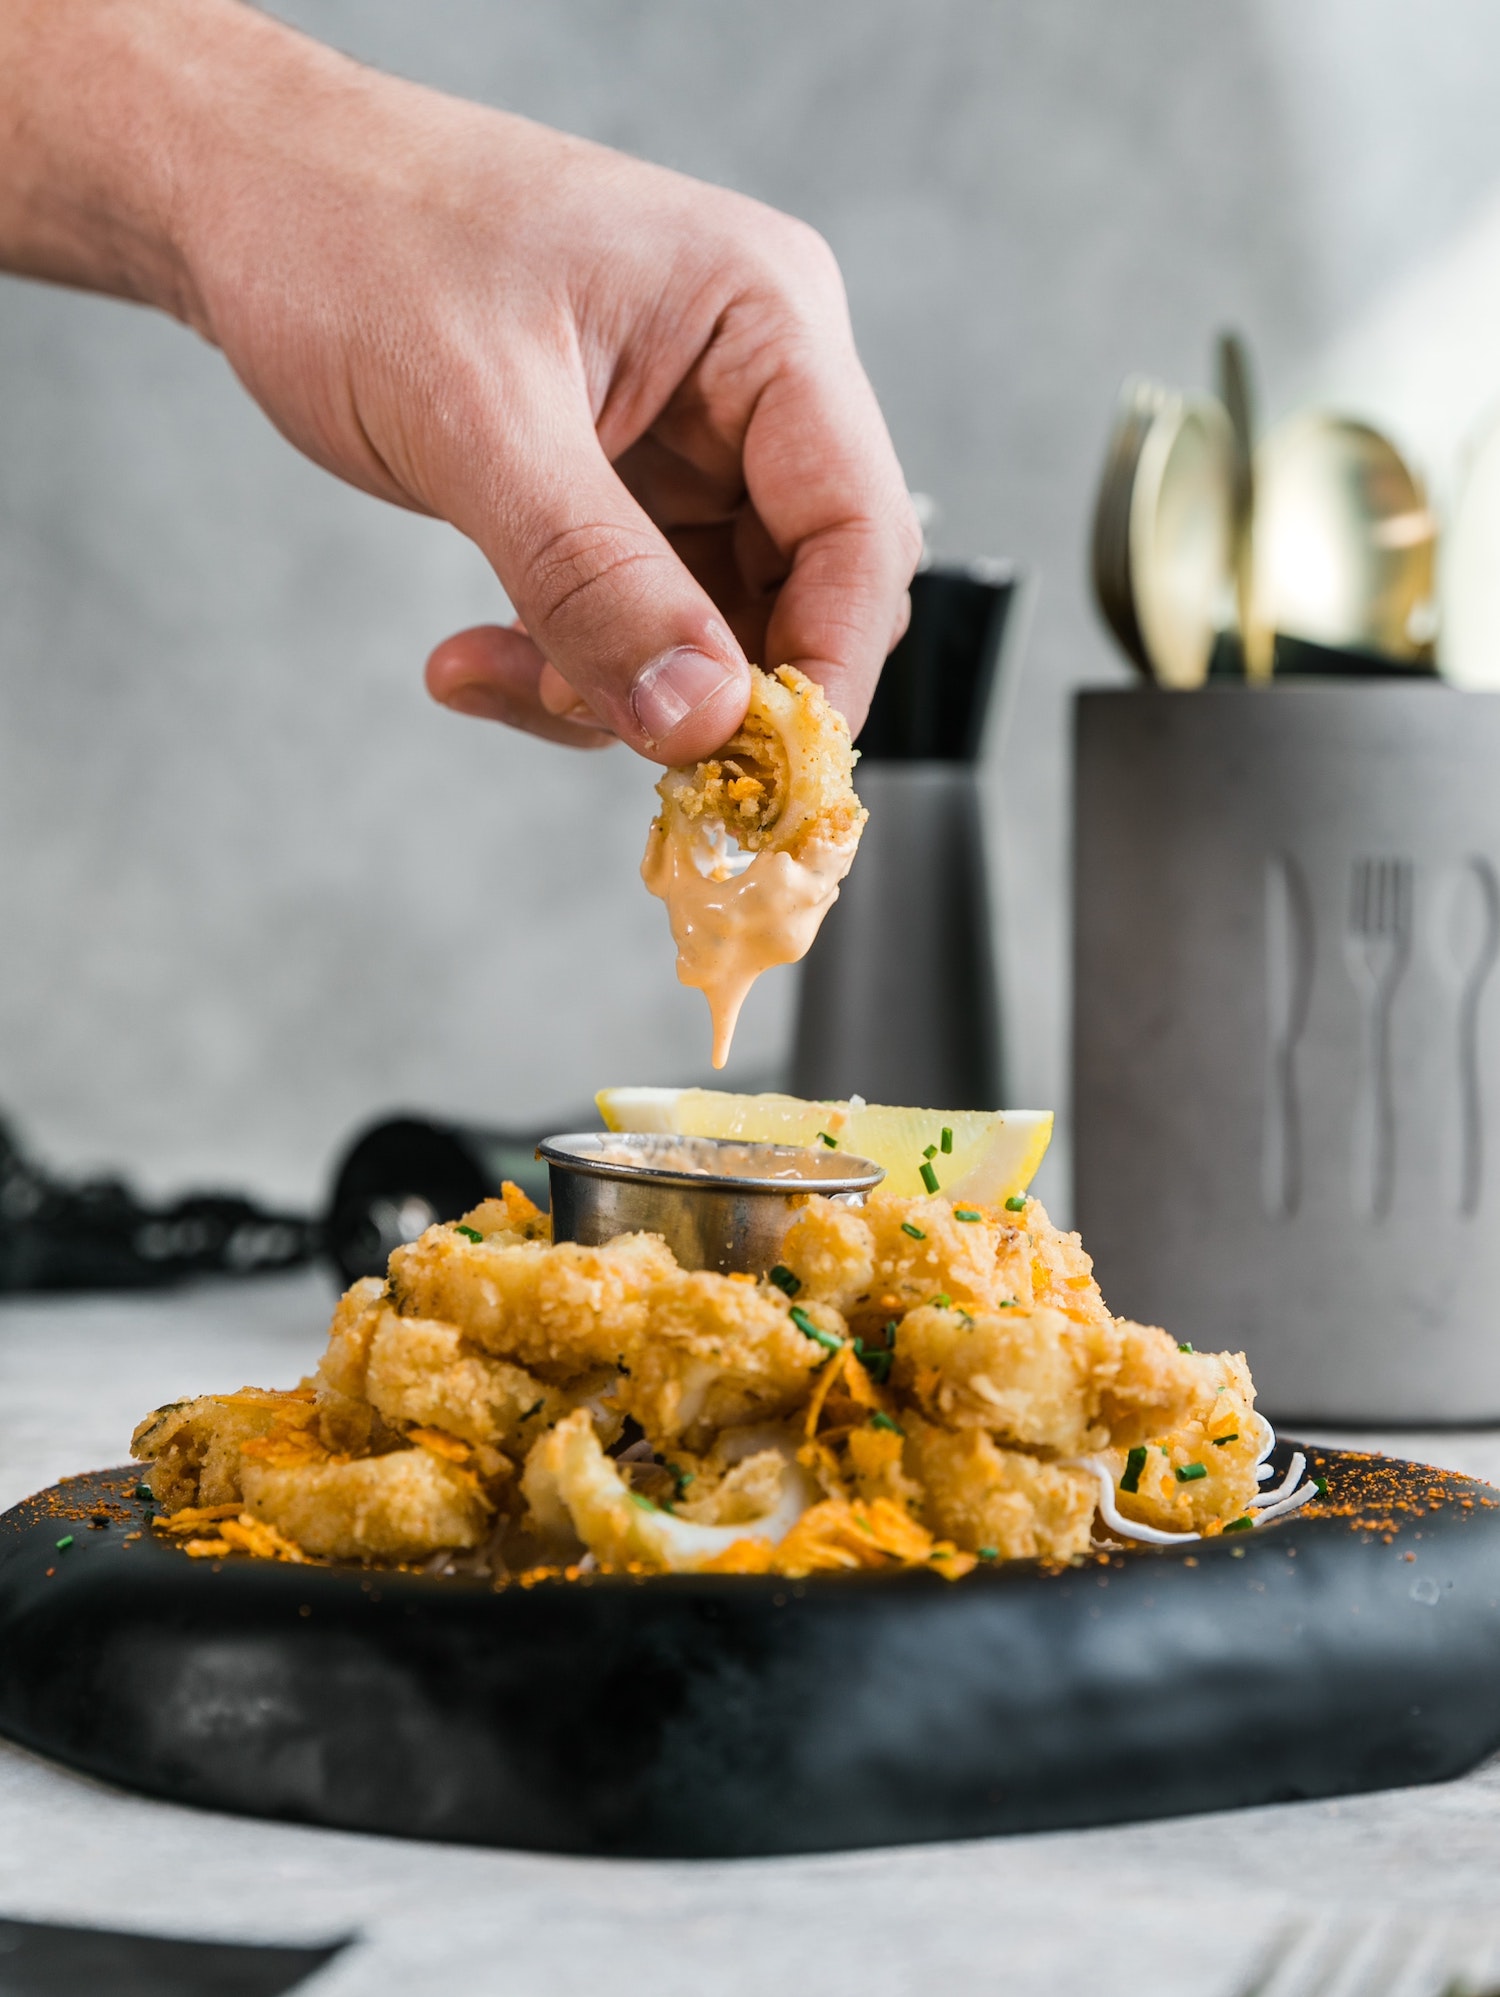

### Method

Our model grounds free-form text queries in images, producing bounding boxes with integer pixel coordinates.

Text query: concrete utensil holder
[1073,684,1500,1422]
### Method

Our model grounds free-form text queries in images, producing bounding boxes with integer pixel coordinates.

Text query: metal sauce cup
[538,1132,884,1276]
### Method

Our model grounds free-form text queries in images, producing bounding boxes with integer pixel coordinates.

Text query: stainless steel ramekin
[537,1132,884,1275]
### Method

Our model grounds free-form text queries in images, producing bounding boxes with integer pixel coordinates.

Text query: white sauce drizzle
[642,820,860,1069]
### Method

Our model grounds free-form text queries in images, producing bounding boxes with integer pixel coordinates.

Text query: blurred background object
[1088,344,1439,688]
[325,1112,561,1283]
[790,559,1021,1109]
[10,2,1500,1227]
[0,1117,316,1290]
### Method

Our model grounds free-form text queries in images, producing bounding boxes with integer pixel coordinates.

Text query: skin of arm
[0,0,921,762]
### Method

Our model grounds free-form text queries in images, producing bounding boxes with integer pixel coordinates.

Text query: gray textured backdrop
[3,1,1500,1210]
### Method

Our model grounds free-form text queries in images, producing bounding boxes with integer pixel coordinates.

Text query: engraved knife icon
[1436,857,1500,1217]
[1263,854,1315,1219]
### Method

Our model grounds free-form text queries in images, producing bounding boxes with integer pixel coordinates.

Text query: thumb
[480,404,750,764]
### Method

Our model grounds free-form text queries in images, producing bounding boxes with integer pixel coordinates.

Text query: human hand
[0,0,920,762]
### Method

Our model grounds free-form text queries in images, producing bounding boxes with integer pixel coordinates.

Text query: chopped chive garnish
[1120,1445,1147,1494]
[997,1298,1017,1309]
[768,1264,801,1297]
[790,1305,844,1353]
[929,1293,952,1309]
[854,1341,893,1384]
[923,1144,938,1160]
[884,1319,900,1341]
[1211,1433,1239,1447]
[1313,1476,1328,1497]
[454,1223,483,1243]
[1177,1341,1195,1354]
[1004,1194,1026,1212]
[135,1483,153,1501]
[667,1464,694,1496]
[521,1399,545,1420]
[919,1162,940,1194]
[954,1208,981,1222]
[870,1411,905,1436]
[901,1221,926,1240]
[1224,1516,1255,1533]
[1175,1462,1208,1483]
[818,1131,838,1148]
[55,1535,74,1550]
[940,1127,953,1153]
[628,1492,659,1513]
[977,1546,998,1560]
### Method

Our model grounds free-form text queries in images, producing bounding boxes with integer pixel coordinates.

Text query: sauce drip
[642,821,859,1068]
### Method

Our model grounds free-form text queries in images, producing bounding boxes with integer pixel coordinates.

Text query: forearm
[0,0,332,332]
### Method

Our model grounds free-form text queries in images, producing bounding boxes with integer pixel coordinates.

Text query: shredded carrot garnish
[407,1427,472,1463]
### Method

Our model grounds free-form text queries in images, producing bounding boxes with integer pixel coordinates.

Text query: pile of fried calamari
[132,1184,1263,1580]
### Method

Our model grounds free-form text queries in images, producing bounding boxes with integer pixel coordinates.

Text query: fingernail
[629,648,739,746]
[440,683,509,722]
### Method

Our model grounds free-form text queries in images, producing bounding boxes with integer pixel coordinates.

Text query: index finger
[745,344,921,734]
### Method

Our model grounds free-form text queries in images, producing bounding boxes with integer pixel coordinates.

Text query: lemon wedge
[595,1087,1052,1204]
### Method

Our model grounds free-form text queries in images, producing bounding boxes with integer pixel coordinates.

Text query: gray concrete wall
[3,1,1499,1210]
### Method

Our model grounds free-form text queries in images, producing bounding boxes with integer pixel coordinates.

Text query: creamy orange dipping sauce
[642,820,860,1068]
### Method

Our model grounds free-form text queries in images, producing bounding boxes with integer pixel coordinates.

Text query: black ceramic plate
[1,1444,1497,1859]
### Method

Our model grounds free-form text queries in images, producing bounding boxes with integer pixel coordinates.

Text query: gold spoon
[1250,413,1437,667]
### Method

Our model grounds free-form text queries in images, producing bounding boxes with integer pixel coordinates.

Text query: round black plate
[1,1444,1497,1858]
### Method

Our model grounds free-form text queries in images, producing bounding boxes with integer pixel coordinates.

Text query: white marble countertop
[3,1272,1499,1997]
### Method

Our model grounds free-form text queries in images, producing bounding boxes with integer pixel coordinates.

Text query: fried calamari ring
[652,664,865,861]
[522,1409,816,1572]
[642,668,869,1067]
[239,1446,491,1562]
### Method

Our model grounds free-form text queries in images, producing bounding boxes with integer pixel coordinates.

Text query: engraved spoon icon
[1432,856,1500,1217]
[1344,857,1413,1221]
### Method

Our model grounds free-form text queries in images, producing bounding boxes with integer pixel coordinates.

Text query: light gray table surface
[2,1271,1499,1996]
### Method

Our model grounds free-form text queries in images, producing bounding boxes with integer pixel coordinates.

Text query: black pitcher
[789,560,1020,1109]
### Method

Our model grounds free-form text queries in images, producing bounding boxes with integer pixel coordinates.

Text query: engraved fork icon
[1345,857,1413,1220]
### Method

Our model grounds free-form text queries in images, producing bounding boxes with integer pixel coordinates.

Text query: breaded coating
[908,1419,1098,1562]
[131,1387,317,1512]
[388,1225,677,1379]
[652,665,865,859]
[362,1308,569,1454]
[309,1279,412,1455]
[616,1269,835,1450]
[1022,1198,1116,1338]
[1095,1319,1215,1448]
[316,1386,401,1459]
[1107,1351,1263,1534]
[893,1301,1118,1454]
[240,1448,490,1561]
[457,1182,551,1243]
[861,1193,1033,1323]
[774,1199,875,1313]
[317,1278,386,1399]
[892,1300,1206,1459]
